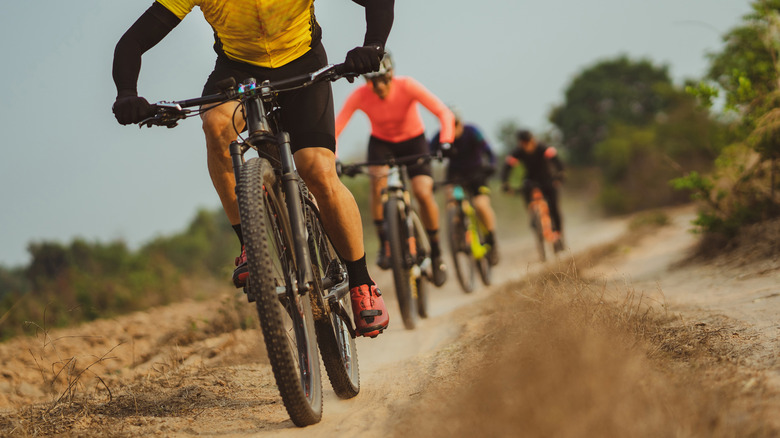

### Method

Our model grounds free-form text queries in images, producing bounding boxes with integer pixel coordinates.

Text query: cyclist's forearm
[353,0,394,48]
[112,3,180,96]
[335,102,359,139]
[483,142,496,166]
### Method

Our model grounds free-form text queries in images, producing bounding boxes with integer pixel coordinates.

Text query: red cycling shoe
[350,284,389,338]
[232,246,248,288]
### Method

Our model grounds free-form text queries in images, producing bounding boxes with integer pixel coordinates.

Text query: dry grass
[394,257,779,438]
[0,292,263,437]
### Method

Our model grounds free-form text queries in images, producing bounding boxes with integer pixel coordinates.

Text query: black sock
[345,254,375,289]
[232,224,244,247]
[427,228,440,258]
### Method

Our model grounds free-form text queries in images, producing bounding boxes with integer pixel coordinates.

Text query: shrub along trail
[1,204,778,437]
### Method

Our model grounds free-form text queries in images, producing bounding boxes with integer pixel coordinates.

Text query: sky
[0,0,753,267]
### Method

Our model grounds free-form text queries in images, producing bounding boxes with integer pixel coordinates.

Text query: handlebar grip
[215,77,237,92]
[333,63,359,83]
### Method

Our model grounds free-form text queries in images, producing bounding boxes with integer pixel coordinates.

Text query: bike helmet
[516,129,533,142]
[448,105,463,123]
[363,52,394,79]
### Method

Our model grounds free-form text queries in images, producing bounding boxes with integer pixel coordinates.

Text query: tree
[675,0,780,237]
[549,56,675,165]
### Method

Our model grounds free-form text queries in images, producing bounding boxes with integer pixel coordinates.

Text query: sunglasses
[370,75,391,86]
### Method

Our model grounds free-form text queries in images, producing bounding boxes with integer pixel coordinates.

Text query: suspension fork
[278,131,315,294]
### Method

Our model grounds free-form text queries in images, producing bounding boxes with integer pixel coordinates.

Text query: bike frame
[452,185,489,260]
[383,167,417,265]
[529,187,557,244]
[342,154,431,328]
[237,86,314,295]
[139,64,361,426]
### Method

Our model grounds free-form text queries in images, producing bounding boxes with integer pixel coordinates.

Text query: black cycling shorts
[202,42,335,153]
[367,134,432,178]
[445,169,490,196]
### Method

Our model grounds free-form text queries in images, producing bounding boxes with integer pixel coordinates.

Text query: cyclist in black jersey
[111,0,394,338]
[430,113,500,265]
[500,129,565,240]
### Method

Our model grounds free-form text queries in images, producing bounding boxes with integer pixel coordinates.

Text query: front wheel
[385,197,417,330]
[410,211,430,319]
[446,204,476,293]
[530,208,547,262]
[237,158,322,426]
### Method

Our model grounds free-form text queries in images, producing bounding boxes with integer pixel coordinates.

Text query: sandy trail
[2,205,779,436]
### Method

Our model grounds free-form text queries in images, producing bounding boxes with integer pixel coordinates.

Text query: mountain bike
[445,184,492,293]
[138,64,359,426]
[341,155,432,330]
[524,180,563,262]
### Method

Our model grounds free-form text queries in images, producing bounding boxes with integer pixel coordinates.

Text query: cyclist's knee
[202,113,237,148]
[297,154,340,199]
[412,186,434,204]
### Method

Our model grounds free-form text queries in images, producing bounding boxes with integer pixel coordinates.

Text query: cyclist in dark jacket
[500,129,565,237]
[430,113,499,264]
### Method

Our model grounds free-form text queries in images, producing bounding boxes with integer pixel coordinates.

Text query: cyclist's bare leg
[201,101,245,225]
[411,174,446,284]
[472,193,496,232]
[297,148,388,336]
[294,147,364,262]
[368,165,389,222]
[410,175,438,230]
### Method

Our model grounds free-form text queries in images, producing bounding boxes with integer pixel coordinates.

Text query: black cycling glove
[113,92,153,125]
[343,45,384,74]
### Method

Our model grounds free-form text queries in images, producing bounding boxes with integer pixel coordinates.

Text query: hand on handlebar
[433,143,451,162]
[112,95,154,125]
[343,45,384,75]
[337,163,362,178]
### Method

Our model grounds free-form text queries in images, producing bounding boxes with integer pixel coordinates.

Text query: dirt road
[1,205,778,436]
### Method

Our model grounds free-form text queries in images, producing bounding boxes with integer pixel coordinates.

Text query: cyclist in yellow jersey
[111,0,394,338]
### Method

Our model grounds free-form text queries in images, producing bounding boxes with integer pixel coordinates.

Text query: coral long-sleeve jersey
[335,76,455,146]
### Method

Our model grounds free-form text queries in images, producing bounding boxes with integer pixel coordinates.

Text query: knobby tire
[385,197,417,330]
[237,158,323,426]
[446,204,476,293]
[531,208,547,262]
[410,210,430,318]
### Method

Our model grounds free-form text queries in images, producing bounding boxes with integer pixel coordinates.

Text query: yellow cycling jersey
[157,0,317,68]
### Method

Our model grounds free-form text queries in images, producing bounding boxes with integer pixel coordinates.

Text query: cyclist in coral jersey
[111,0,394,338]
[335,53,454,287]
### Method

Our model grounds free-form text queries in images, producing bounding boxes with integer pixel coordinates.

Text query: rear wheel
[447,204,475,293]
[304,198,360,399]
[237,158,322,426]
[385,197,417,330]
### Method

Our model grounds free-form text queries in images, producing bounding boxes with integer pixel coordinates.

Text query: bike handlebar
[339,153,437,178]
[139,63,359,128]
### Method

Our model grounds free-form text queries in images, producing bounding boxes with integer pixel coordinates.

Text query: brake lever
[138,102,188,128]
